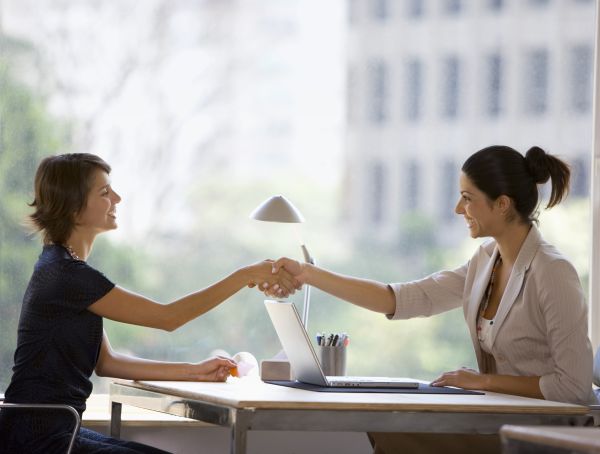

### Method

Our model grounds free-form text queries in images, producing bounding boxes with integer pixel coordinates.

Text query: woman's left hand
[430,367,488,390]
[188,356,237,382]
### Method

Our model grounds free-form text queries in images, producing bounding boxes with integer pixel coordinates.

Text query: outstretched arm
[89,260,299,331]
[95,332,236,381]
[271,258,396,315]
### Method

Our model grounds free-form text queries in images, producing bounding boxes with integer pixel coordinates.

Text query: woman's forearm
[483,374,543,399]
[96,351,194,380]
[304,264,396,315]
[162,268,249,331]
[90,262,286,331]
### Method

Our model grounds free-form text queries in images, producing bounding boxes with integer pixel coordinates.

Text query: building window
[370,161,386,224]
[442,56,461,119]
[406,58,423,121]
[571,155,590,197]
[488,0,504,10]
[441,159,457,220]
[368,59,389,125]
[405,160,420,211]
[407,0,424,17]
[444,0,462,15]
[570,44,593,114]
[524,49,549,115]
[485,52,503,117]
[371,0,389,21]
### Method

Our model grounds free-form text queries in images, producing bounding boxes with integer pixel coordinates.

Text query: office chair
[0,397,81,454]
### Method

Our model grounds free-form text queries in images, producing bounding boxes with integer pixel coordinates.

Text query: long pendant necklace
[477,253,502,340]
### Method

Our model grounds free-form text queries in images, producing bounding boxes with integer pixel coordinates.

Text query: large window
[1,0,596,393]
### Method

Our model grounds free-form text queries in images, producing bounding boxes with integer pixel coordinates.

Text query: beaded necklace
[63,244,83,261]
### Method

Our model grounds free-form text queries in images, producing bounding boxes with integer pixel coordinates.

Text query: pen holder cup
[318,346,347,376]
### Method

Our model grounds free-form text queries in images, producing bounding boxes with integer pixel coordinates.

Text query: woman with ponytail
[272,145,594,453]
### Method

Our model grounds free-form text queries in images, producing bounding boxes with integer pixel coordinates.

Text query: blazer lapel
[489,226,542,347]
[466,245,498,368]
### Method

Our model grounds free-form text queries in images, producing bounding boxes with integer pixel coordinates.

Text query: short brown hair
[28,153,111,244]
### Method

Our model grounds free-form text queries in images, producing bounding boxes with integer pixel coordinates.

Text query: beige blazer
[388,226,594,405]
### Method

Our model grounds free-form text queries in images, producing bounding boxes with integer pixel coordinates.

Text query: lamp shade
[249,195,305,223]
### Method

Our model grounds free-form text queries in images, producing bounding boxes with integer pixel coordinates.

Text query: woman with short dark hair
[273,145,594,453]
[0,153,298,453]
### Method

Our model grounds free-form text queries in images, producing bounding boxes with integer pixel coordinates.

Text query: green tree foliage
[0,34,146,391]
[0,34,65,390]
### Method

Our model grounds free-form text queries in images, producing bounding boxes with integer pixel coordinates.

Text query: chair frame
[0,398,81,454]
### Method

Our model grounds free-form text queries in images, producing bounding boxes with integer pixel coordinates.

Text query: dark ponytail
[461,145,570,224]
[524,146,570,209]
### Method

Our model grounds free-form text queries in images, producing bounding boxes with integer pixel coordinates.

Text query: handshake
[244,257,307,298]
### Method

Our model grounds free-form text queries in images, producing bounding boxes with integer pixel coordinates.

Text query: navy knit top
[4,244,115,414]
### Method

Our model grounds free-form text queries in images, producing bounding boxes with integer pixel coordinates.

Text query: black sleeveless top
[3,244,115,413]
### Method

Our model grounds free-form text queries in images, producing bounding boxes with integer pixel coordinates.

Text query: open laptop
[264,300,420,389]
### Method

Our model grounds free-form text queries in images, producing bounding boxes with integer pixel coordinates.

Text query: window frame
[590,1,600,352]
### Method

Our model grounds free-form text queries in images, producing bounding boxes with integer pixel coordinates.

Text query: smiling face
[75,168,121,235]
[455,172,507,239]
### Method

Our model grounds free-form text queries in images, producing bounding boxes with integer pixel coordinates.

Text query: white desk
[109,378,591,454]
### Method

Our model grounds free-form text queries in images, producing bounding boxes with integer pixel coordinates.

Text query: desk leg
[110,401,122,439]
[230,410,252,454]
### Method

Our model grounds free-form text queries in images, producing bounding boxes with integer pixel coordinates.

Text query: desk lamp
[250,195,315,327]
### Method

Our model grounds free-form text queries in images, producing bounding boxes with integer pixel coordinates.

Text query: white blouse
[477,316,494,354]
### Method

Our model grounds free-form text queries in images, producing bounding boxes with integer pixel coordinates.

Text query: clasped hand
[246,259,302,298]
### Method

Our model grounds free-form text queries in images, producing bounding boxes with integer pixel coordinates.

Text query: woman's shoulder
[532,239,577,272]
[35,244,109,283]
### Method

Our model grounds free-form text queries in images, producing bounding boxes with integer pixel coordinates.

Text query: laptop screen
[264,299,328,386]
